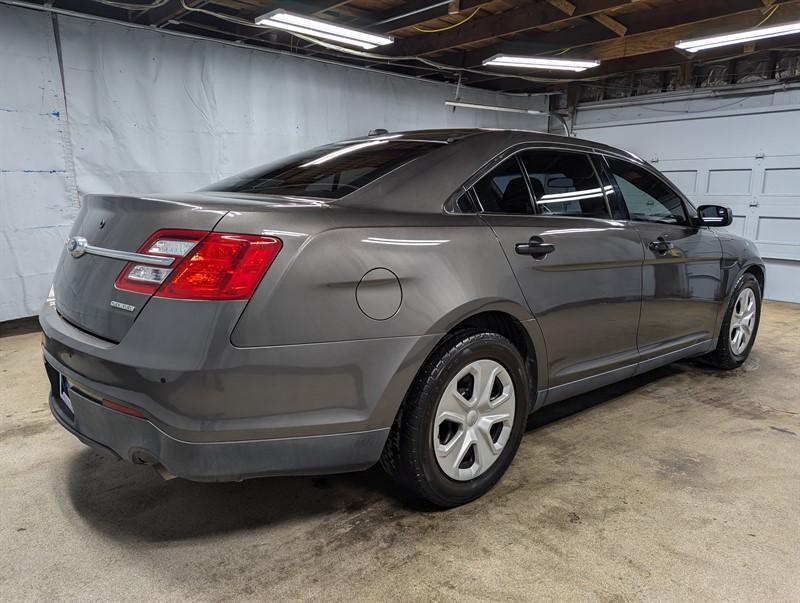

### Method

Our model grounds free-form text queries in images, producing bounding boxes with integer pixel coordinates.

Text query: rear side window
[520,150,610,219]
[473,157,533,214]
[606,157,688,225]
[203,140,440,199]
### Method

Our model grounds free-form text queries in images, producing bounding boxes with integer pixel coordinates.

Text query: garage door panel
[762,167,800,195]
[757,216,800,242]
[707,169,752,195]
[756,157,800,263]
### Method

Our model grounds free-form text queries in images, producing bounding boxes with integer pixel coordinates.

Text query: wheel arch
[389,303,546,429]
[743,263,765,294]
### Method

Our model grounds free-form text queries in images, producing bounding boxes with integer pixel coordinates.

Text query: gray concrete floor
[1,302,799,601]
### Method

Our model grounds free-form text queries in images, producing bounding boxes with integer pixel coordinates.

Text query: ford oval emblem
[67,236,88,258]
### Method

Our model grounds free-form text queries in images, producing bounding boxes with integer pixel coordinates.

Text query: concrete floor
[1,302,799,601]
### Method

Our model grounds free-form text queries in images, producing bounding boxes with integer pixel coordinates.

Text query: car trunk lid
[53,194,228,342]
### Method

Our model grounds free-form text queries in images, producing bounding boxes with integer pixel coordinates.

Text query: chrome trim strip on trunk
[66,238,175,267]
[84,245,175,266]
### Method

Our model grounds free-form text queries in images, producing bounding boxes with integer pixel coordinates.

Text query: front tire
[381,331,529,508]
[703,272,761,369]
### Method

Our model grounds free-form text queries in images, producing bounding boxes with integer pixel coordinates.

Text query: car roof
[342,128,641,161]
[339,129,645,213]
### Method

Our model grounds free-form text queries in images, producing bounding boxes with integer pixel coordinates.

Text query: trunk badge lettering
[67,236,88,258]
[110,300,136,312]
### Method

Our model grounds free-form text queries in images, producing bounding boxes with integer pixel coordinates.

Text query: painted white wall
[0,4,547,321]
[574,86,800,303]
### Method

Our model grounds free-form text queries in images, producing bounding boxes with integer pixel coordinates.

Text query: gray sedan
[41,129,764,507]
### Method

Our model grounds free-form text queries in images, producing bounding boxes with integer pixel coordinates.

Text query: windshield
[203,139,442,199]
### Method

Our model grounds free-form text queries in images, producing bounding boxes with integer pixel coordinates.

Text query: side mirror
[695,205,733,227]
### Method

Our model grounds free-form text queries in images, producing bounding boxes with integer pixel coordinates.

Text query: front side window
[520,150,610,219]
[473,157,534,215]
[606,157,688,225]
[203,139,440,199]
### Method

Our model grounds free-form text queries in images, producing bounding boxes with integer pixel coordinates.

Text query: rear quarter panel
[224,209,533,346]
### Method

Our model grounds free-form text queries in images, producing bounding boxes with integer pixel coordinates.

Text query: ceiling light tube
[676,20,800,53]
[483,54,600,72]
[255,9,393,49]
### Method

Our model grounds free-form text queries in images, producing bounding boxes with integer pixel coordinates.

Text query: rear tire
[703,272,761,369]
[380,331,529,508]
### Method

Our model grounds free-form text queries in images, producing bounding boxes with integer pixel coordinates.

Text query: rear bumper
[47,376,388,481]
[40,300,439,480]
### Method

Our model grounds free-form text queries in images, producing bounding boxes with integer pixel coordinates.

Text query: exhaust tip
[154,464,177,481]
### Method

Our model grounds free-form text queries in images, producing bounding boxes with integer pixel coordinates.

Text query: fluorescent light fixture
[483,54,600,72]
[255,9,393,50]
[301,140,388,167]
[676,20,800,53]
[444,100,546,115]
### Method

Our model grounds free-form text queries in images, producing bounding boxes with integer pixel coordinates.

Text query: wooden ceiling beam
[586,2,800,62]
[391,0,635,56]
[591,13,627,37]
[457,0,799,66]
[547,0,577,16]
[470,32,800,92]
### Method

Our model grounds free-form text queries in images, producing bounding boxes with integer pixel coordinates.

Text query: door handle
[648,236,674,254]
[515,236,555,259]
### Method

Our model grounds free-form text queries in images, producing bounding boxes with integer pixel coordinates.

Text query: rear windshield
[203,139,441,199]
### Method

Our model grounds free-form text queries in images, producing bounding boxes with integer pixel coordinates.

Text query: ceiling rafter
[455,0,800,67]
[591,13,627,37]
[583,1,800,62]
[470,32,800,92]
[391,0,636,57]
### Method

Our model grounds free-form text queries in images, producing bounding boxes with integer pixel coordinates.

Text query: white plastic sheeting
[0,4,546,321]
[0,6,76,321]
[58,15,543,196]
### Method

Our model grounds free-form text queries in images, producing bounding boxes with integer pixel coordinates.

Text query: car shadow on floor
[526,363,686,431]
[65,363,690,543]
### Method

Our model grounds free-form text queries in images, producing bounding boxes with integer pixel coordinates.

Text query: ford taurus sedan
[41,129,764,507]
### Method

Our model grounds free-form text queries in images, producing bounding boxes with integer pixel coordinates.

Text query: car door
[473,148,644,395]
[600,155,724,361]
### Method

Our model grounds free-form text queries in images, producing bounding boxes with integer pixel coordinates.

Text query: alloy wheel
[730,288,756,355]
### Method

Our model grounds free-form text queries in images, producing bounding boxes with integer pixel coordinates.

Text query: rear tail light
[115,229,282,300]
[158,234,282,300]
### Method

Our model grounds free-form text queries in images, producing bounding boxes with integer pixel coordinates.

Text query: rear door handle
[648,236,674,254]
[515,236,555,259]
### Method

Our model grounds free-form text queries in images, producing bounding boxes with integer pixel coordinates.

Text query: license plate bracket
[59,373,74,414]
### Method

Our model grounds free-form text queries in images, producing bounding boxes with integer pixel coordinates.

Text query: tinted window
[473,157,533,214]
[453,191,477,213]
[606,157,688,225]
[521,150,609,218]
[203,140,440,199]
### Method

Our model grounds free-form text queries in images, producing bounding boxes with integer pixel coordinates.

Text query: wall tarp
[0,5,76,321]
[0,4,546,321]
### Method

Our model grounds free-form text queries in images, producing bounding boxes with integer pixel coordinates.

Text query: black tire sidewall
[411,333,529,506]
